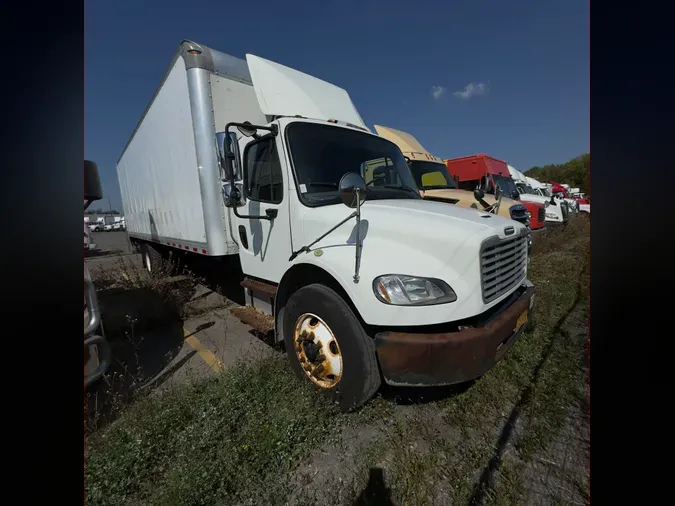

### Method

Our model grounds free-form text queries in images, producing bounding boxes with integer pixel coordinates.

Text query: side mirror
[216,131,242,181]
[339,173,367,208]
[84,160,103,202]
[404,155,412,167]
[474,188,485,201]
[237,121,259,138]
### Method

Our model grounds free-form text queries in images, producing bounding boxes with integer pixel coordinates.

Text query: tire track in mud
[467,262,588,506]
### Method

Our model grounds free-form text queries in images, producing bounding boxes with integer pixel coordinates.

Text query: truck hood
[421,188,518,208]
[517,193,550,205]
[300,198,518,244]
[294,198,529,325]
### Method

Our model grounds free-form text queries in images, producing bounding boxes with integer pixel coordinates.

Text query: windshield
[537,188,550,197]
[409,161,456,190]
[286,122,420,207]
[516,182,536,195]
[491,174,519,198]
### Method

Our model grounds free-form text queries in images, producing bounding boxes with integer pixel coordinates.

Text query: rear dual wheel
[283,283,381,412]
[141,243,163,274]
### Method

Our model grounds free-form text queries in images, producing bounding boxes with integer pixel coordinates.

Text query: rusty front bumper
[374,283,535,387]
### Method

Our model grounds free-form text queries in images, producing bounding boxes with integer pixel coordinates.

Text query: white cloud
[453,82,488,100]
[431,86,446,100]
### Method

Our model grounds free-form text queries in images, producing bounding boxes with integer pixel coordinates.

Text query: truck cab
[549,181,581,212]
[445,154,546,231]
[117,41,535,411]
[372,125,531,229]
[507,165,570,224]
[103,215,116,231]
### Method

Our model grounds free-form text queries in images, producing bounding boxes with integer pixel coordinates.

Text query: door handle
[238,225,249,249]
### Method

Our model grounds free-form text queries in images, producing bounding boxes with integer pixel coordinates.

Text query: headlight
[526,211,532,218]
[373,275,457,306]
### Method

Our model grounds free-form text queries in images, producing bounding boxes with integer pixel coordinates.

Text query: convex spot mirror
[339,173,367,208]
[237,121,259,138]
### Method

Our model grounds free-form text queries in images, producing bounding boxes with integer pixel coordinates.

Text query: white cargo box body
[117,40,266,256]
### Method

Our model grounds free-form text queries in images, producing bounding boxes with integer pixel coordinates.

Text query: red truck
[550,182,588,205]
[445,154,546,231]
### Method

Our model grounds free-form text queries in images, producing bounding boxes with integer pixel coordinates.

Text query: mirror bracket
[221,121,279,221]
[288,173,366,284]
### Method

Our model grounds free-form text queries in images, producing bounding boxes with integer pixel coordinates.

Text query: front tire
[282,283,381,412]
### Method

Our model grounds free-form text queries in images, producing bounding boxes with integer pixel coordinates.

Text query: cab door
[229,130,292,283]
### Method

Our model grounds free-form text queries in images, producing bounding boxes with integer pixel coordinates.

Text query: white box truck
[117,40,535,410]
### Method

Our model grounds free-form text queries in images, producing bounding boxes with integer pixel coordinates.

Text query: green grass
[85,216,590,506]
[86,357,345,506]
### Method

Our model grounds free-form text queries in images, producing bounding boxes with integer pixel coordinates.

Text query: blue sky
[85,0,588,212]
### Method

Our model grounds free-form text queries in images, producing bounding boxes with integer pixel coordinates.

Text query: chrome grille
[480,233,528,303]
[561,202,569,220]
[537,207,545,223]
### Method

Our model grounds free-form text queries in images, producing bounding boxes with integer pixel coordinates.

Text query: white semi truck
[117,40,535,410]
[507,165,570,223]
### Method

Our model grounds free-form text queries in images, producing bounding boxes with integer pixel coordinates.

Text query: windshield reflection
[286,122,420,207]
[408,161,456,190]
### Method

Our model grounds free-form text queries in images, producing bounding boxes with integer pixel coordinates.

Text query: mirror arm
[223,121,278,221]
[288,211,357,261]
[353,188,362,283]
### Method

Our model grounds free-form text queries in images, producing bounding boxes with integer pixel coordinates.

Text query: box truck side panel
[117,57,209,249]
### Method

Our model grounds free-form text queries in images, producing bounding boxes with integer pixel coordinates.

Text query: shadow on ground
[181,254,247,306]
[379,380,476,405]
[352,468,395,506]
[85,281,206,433]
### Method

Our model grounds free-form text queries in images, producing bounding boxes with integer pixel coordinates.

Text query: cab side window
[244,137,283,204]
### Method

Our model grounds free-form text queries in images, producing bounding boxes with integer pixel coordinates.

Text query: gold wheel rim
[293,313,343,388]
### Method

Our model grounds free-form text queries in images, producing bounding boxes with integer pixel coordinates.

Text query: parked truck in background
[117,40,535,411]
[507,165,570,224]
[372,124,532,254]
[548,182,582,212]
[113,216,126,231]
[103,215,117,231]
[88,217,104,232]
[445,154,547,231]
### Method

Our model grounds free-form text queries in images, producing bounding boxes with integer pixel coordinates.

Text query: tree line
[86,209,120,215]
[525,153,589,195]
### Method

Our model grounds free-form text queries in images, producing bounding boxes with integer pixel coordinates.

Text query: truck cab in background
[103,215,116,231]
[117,40,535,411]
[507,165,570,224]
[445,154,547,231]
[371,124,532,254]
[549,181,582,213]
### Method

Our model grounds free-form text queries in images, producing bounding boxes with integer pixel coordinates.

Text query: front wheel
[282,283,381,412]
